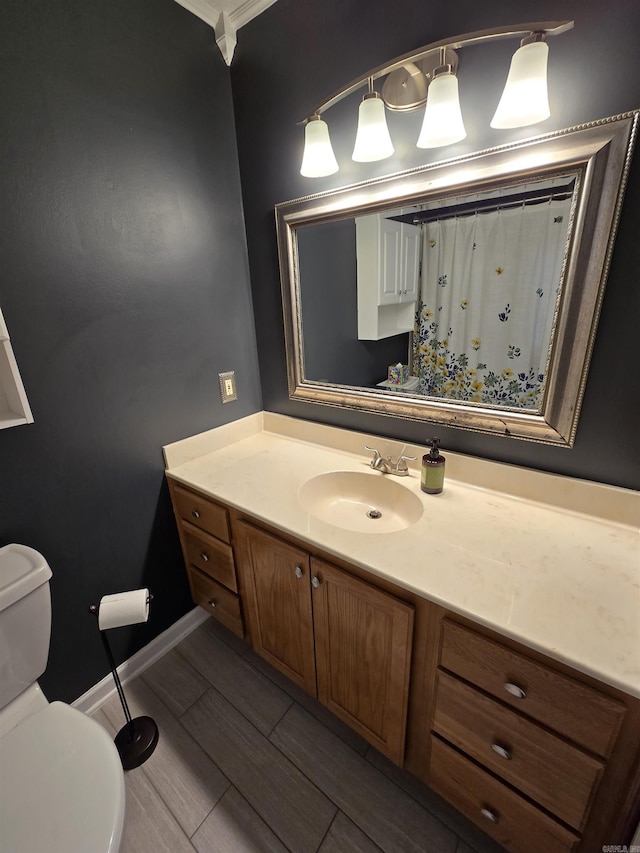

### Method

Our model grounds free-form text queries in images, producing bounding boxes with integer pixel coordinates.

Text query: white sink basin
[298,470,423,533]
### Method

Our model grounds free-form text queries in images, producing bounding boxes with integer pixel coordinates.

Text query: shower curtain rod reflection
[399,180,576,225]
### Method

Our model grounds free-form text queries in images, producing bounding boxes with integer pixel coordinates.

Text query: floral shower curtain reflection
[412,195,572,409]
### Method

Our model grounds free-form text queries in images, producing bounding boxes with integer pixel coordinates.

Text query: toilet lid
[0,701,125,853]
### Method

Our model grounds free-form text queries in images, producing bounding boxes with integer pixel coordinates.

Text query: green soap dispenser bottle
[421,437,446,494]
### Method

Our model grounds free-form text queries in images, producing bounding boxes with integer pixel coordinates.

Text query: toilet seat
[0,701,125,853]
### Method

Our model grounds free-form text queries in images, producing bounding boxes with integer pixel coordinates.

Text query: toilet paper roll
[98,588,150,631]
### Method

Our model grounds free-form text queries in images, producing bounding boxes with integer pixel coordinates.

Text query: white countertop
[164,413,640,698]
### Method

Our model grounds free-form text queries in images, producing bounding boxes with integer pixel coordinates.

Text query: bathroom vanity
[164,413,640,853]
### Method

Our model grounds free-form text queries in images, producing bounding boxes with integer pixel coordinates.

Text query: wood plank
[318,812,383,853]
[203,611,253,655]
[119,761,195,853]
[192,786,288,853]
[101,679,229,837]
[92,709,196,853]
[182,688,337,852]
[177,623,292,736]
[269,702,458,853]
[365,747,506,853]
[245,646,371,755]
[140,647,209,717]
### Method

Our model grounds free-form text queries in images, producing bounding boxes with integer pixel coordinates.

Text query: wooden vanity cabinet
[168,480,244,638]
[422,616,640,853]
[167,481,640,852]
[235,520,414,765]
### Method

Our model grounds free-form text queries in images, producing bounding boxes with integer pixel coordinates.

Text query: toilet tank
[0,545,53,710]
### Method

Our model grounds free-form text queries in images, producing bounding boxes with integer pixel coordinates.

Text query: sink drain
[367,509,382,520]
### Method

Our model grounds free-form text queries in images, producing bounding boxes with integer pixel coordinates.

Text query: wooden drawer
[433,670,603,829]
[440,619,624,758]
[429,736,579,853]
[172,483,230,543]
[188,567,244,638]
[182,521,237,592]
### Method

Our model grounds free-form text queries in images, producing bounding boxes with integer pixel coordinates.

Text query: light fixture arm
[300,20,573,121]
[433,45,453,78]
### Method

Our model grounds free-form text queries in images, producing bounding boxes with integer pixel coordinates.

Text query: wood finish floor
[94,618,505,853]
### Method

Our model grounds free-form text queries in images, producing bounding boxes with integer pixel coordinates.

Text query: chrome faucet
[365,446,416,476]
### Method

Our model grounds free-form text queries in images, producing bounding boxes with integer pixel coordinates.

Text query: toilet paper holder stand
[89,592,159,771]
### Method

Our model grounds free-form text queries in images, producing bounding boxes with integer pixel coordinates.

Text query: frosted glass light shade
[300,116,339,177]
[417,72,466,149]
[352,94,394,162]
[491,40,550,129]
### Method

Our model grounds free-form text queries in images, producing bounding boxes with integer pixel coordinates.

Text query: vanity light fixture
[352,78,395,162]
[300,114,339,178]
[299,20,573,177]
[491,34,550,129]
[417,49,466,149]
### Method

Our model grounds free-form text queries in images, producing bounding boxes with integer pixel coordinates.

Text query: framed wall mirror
[275,113,638,446]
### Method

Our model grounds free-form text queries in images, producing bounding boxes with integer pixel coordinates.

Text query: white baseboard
[72,607,209,716]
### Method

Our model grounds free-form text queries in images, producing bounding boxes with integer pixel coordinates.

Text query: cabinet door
[236,522,317,696]
[378,217,402,305]
[399,222,420,303]
[311,558,414,764]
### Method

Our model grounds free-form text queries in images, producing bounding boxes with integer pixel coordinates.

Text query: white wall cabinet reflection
[356,213,420,340]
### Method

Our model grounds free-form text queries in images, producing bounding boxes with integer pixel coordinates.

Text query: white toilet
[0,544,125,853]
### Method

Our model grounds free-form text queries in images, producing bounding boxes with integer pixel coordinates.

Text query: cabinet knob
[192,509,201,519]
[504,682,526,699]
[200,552,209,562]
[480,807,498,823]
[207,599,217,608]
[491,743,512,761]
[311,576,320,589]
[295,566,303,579]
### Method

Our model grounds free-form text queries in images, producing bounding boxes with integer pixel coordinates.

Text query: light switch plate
[218,371,237,403]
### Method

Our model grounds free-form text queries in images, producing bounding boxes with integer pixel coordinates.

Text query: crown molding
[227,0,277,30]
[174,0,219,30]
[215,12,237,65]
[174,0,277,65]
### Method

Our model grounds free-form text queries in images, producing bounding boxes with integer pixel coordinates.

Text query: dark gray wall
[297,219,409,385]
[231,0,640,490]
[0,0,262,701]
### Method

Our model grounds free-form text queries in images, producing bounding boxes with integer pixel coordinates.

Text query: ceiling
[174,0,277,64]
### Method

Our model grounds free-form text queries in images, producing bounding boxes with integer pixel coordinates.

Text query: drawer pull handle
[295,566,303,579]
[192,509,201,519]
[480,808,498,823]
[200,552,209,562]
[504,682,526,699]
[311,576,320,589]
[491,743,511,761]
[207,599,217,608]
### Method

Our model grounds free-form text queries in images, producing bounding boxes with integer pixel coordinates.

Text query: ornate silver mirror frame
[275,112,638,446]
